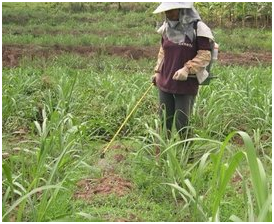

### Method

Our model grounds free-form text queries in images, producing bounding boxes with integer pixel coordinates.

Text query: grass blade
[237,131,268,210]
[212,151,245,219]
[229,214,243,222]
[257,194,272,222]
[2,185,65,220]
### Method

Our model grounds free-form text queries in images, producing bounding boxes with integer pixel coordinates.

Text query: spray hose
[100,82,154,158]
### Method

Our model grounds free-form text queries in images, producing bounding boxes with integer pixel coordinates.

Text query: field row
[3,44,272,69]
[2,3,272,52]
[2,2,272,222]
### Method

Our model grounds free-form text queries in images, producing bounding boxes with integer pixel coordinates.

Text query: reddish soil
[113,214,142,222]
[74,174,133,200]
[232,135,244,146]
[231,173,242,184]
[2,44,272,68]
[113,154,126,163]
[218,51,272,66]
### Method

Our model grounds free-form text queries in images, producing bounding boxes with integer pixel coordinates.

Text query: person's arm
[154,45,164,73]
[184,49,211,74]
[185,36,212,73]
[173,37,211,81]
[152,45,164,85]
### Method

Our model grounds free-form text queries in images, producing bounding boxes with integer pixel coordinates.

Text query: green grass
[2,32,159,47]
[2,2,272,51]
[3,56,271,139]
[72,192,184,222]
[213,27,272,52]
[193,64,272,138]
[2,55,272,221]
[2,2,272,222]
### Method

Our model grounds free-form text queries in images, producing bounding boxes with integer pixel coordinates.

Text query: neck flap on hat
[157,8,201,44]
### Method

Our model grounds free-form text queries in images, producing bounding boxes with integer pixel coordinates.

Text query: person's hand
[152,73,159,85]
[172,67,189,81]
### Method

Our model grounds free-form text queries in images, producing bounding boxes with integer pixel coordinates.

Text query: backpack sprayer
[188,41,219,85]
[202,41,219,84]
[188,20,219,85]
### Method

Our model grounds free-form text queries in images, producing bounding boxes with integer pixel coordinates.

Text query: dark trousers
[159,89,195,136]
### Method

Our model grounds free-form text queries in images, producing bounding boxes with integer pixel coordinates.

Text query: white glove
[172,66,189,81]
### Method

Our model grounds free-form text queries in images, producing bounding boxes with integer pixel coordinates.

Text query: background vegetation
[2,2,272,222]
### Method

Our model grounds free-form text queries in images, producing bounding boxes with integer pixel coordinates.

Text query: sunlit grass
[2,3,271,51]
[2,2,272,222]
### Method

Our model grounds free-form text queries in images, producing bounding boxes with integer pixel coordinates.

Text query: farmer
[152,2,214,137]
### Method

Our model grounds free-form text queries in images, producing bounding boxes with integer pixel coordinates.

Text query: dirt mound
[219,51,272,66]
[113,154,125,163]
[2,44,158,68]
[107,46,157,59]
[2,44,272,68]
[74,174,133,201]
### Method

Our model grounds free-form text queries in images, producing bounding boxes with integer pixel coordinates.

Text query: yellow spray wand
[100,82,154,158]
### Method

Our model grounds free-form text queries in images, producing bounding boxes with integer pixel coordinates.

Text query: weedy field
[2,2,272,222]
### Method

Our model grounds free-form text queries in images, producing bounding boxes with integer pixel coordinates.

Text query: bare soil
[74,143,131,202]
[2,44,272,68]
[113,154,126,163]
[74,174,133,200]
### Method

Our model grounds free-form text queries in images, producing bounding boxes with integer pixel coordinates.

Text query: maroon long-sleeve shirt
[158,36,211,95]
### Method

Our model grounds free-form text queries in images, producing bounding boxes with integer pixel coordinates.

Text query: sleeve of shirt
[197,36,211,51]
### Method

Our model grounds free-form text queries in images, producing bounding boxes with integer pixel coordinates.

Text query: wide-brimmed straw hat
[153,2,194,14]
